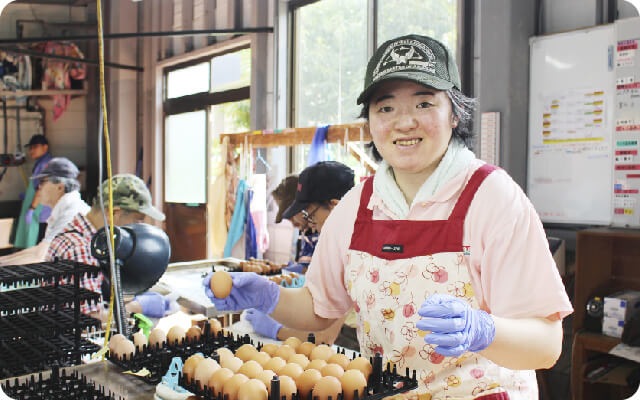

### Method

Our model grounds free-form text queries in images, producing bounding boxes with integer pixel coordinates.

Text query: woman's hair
[48,176,81,193]
[359,87,477,162]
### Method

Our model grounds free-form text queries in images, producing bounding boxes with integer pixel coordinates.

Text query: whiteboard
[528,25,615,225]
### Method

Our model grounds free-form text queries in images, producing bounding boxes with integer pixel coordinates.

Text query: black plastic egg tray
[1,365,124,400]
[0,309,102,340]
[107,323,418,399]
[0,260,100,286]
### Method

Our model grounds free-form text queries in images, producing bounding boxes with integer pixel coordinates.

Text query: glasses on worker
[301,205,321,225]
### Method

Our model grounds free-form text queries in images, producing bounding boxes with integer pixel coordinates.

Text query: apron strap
[449,164,499,221]
[356,176,375,220]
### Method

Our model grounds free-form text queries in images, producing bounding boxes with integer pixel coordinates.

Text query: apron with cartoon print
[345,165,537,400]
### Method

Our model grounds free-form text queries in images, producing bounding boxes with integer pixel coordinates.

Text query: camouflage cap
[97,174,165,221]
[357,34,461,105]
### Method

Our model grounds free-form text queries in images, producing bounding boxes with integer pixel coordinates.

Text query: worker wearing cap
[47,173,165,315]
[204,34,573,398]
[0,157,89,266]
[13,134,53,249]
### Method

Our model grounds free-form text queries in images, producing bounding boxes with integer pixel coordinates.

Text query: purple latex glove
[134,292,169,318]
[416,294,495,357]
[283,262,305,274]
[202,272,280,314]
[245,308,282,340]
[25,209,34,225]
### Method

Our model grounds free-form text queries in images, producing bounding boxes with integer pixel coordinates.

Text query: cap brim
[281,200,310,220]
[357,72,455,105]
[275,208,284,224]
[140,205,166,221]
[30,173,48,180]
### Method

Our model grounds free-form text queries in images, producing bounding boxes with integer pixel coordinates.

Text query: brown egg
[295,368,322,400]
[186,326,202,342]
[327,353,350,370]
[114,339,136,360]
[222,373,249,400]
[347,357,373,381]
[263,356,287,373]
[341,369,367,400]
[182,354,205,383]
[193,358,220,390]
[237,360,264,379]
[278,362,304,380]
[321,363,344,379]
[312,375,342,400]
[260,343,279,356]
[283,337,302,351]
[235,344,259,362]
[237,378,268,400]
[297,342,316,358]
[275,375,297,399]
[256,369,276,390]
[306,359,327,371]
[288,353,310,369]
[216,347,234,362]
[108,333,127,353]
[207,318,223,335]
[210,271,233,298]
[207,367,234,396]
[132,331,148,352]
[250,351,271,367]
[220,356,243,373]
[275,344,296,361]
[282,275,293,285]
[148,328,167,348]
[310,345,334,361]
[167,326,186,345]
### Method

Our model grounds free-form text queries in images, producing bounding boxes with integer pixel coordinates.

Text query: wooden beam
[220,122,371,147]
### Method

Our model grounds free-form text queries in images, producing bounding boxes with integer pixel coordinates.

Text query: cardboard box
[603,290,640,321]
[602,316,625,338]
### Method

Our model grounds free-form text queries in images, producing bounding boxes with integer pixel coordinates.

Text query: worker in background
[47,173,166,318]
[0,157,89,266]
[218,161,360,349]
[12,134,53,249]
[204,34,573,398]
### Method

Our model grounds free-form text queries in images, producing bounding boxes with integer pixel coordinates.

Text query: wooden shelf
[575,331,621,353]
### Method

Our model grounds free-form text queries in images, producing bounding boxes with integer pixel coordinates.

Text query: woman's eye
[417,102,432,109]
[377,106,393,113]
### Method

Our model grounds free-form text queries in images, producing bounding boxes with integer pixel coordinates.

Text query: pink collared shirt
[305,159,573,321]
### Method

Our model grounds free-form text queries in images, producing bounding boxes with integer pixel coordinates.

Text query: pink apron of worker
[345,164,535,400]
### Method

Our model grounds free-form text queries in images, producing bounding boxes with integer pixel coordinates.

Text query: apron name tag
[382,244,404,253]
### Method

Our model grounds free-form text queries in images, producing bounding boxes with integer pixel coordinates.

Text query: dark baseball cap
[272,175,299,224]
[31,157,79,180]
[282,161,355,220]
[357,34,461,105]
[25,134,49,147]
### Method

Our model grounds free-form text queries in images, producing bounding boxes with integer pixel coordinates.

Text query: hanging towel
[307,125,330,166]
[13,180,42,249]
[209,138,229,257]
[223,179,248,257]
[248,174,269,254]
[245,189,258,259]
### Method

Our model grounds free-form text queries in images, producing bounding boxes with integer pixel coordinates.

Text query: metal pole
[0,46,142,71]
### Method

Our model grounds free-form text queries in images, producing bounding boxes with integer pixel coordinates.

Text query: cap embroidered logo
[372,39,436,82]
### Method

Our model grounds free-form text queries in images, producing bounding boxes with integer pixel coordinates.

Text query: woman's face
[38,179,65,207]
[368,80,457,179]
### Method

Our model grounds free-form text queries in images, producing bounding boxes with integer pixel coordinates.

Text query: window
[166,62,211,99]
[211,49,251,92]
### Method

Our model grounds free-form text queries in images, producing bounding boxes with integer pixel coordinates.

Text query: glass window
[166,62,211,99]
[377,0,458,57]
[211,48,251,92]
[293,0,367,127]
[165,111,207,203]
[210,99,251,167]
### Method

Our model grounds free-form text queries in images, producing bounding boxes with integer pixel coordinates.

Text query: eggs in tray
[181,340,371,400]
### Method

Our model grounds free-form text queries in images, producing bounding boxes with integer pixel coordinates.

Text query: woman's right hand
[202,272,280,314]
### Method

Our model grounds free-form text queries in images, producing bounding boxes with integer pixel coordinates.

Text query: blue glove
[25,209,34,225]
[416,294,495,357]
[245,308,282,340]
[202,272,280,314]
[134,292,169,318]
[283,262,305,274]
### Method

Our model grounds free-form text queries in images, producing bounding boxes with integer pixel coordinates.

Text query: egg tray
[0,260,100,286]
[0,309,102,341]
[179,352,418,400]
[1,364,125,400]
[0,334,102,380]
[0,284,102,313]
[106,326,254,384]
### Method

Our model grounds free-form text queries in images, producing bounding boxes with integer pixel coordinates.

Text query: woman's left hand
[417,294,495,357]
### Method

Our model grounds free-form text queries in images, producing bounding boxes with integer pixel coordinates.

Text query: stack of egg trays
[0,260,103,379]
[1,364,125,400]
[107,322,254,384]
[180,351,418,400]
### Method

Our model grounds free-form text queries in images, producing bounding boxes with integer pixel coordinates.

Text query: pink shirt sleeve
[465,169,573,320]
[304,184,363,319]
